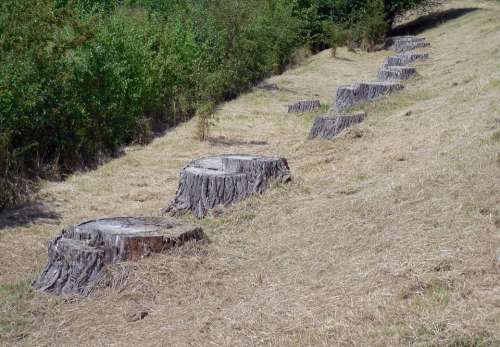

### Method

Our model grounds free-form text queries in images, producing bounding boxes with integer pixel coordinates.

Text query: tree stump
[288,100,321,113]
[394,41,430,53]
[383,52,429,67]
[308,112,366,140]
[386,36,427,51]
[34,217,205,295]
[335,82,404,111]
[164,154,291,218]
[378,66,416,81]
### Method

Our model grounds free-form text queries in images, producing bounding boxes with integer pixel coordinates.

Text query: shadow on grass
[391,7,480,36]
[0,202,60,229]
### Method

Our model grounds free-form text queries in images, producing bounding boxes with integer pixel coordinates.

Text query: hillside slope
[1,0,499,345]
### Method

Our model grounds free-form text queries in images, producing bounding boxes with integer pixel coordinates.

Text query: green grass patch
[0,278,34,338]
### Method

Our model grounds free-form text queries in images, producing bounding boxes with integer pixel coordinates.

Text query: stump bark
[378,66,416,81]
[308,112,366,140]
[393,41,430,53]
[335,82,404,111]
[34,217,205,295]
[164,154,291,218]
[288,100,321,113]
[383,52,429,67]
[386,36,426,45]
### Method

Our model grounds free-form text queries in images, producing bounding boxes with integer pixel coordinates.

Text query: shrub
[0,0,438,209]
[355,0,390,51]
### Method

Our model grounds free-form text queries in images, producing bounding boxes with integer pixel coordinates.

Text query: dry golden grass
[1,0,500,345]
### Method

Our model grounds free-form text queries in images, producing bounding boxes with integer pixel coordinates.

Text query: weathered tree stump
[386,35,426,45]
[394,41,430,53]
[383,52,429,67]
[288,100,321,113]
[34,217,205,295]
[308,112,366,140]
[378,66,416,81]
[385,36,430,53]
[164,154,291,218]
[335,82,404,111]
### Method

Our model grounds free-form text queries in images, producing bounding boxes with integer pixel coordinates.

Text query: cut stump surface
[165,154,291,218]
[34,217,204,296]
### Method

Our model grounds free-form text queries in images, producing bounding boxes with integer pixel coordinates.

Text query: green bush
[0,0,437,209]
[296,0,437,50]
[355,0,390,51]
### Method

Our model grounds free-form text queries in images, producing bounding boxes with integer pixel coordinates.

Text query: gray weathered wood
[383,52,429,67]
[393,41,430,53]
[34,217,204,296]
[309,112,366,140]
[335,82,404,111]
[164,155,291,218]
[378,66,416,81]
[288,100,321,113]
[386,36,429,53]
[386,36,426,47]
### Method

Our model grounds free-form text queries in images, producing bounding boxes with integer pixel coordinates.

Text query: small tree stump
[386,35,426,45]
[394,41,430,53]
[164,155,291,218]
[335,82,404,111]
[308,112,366,140]
[288,100,321,113]
[378,66,416,81]
[383,52,429,67]
[34,217,205,295]
[385,36,430,53]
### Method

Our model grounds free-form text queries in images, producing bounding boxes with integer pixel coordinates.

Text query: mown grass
[0,1,499,346]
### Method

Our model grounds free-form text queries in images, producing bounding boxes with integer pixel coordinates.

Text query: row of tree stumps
[34,155,292,295]
[35,36,430,296]
[307,35,430,140]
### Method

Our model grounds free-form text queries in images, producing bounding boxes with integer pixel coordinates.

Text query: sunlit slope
[1,0,499,346]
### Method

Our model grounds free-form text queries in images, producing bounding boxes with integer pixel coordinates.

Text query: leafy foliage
[0,0,437,208]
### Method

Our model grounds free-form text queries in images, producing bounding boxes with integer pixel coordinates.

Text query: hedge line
[0,0,435,208]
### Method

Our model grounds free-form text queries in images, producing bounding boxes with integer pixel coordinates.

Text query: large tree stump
[34,217,205,295]
[288,100,321,113]
[378,66,416,81]
[308,112,366,140]
[335,82,404,111]
[383,52,429,67]
[164,155,291,218]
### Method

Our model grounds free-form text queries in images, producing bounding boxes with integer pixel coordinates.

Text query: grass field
[1,0,499,345]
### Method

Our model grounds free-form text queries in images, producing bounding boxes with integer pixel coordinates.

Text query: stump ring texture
[165,154,291,218]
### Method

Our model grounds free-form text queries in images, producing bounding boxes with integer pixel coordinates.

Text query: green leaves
[0,0,437,208]
[0,0,302,208]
